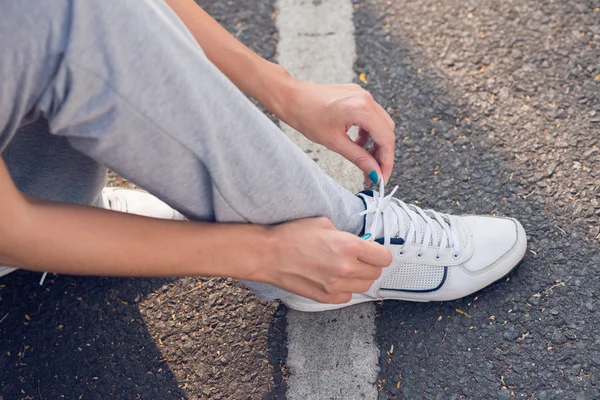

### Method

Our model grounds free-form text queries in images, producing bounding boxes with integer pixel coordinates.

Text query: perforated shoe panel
[379,264,447,293]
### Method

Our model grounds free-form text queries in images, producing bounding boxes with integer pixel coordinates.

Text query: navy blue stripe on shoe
[374,237,405,245]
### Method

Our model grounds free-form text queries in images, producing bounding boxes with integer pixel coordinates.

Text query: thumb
[333,135,382,184]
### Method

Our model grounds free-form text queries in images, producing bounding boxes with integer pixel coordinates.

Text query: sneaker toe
[461,215,527,274]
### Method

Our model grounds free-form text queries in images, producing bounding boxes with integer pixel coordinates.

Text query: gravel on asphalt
[353,0,600,398]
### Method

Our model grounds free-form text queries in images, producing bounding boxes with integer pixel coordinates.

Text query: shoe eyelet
[416,252,423,259]
[434,254,441,260]
[398,249,405,256]
[452,252,460,260]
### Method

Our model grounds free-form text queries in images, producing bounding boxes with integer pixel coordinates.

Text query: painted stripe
[275,0,379,398]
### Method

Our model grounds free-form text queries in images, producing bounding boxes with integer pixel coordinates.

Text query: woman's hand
[277,80,396,185]
[165,1,395,183]
[251,217,392,304]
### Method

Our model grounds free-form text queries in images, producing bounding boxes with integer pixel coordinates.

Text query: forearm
[166,0,295,116]
[2,197,273,280]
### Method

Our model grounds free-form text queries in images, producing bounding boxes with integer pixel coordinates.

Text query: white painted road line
[276,0,379,398]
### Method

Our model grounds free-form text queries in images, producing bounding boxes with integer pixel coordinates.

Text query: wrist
[232,224,281,285]
[260,64,299,121]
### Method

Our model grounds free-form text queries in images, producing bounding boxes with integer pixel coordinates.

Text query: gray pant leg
[1,0,365,299]
[2,118,107,206]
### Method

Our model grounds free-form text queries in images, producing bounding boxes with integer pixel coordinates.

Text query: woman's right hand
[251,217,392,304]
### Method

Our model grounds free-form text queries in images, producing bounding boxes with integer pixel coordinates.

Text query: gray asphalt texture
[353,0,600,398]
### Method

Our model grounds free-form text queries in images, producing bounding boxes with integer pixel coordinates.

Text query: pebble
[538,390,549,400]
[551,328,568,345]
[503,328,520,341]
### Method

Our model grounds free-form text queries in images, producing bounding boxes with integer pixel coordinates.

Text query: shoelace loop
[360,180,461,258]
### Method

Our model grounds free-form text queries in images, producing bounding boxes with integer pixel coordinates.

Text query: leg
[2,0,365,298]
[2,118,107,206]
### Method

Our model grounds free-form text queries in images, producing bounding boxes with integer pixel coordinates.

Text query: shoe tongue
[358,190,445,246]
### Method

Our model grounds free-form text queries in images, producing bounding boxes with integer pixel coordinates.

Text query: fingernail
[368,170,379,184]
[360,233,372,240]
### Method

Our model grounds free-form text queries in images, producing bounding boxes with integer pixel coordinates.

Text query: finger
[356,239,393,267]
[330,277,377,294]
[331,134,382,182]
[324,292,354,304]
[365,104,396,181]
[346,262,384,281]
[370,144,394,184]
[291,282,351,304]
[351,111,395,181]
[375,102,396,131]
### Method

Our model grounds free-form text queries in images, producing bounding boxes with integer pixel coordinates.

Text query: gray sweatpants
[0,0,364,299]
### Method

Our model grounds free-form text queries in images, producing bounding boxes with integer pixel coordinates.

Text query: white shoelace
[360,180,461,259]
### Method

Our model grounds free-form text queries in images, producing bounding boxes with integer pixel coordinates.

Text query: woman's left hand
[277,80,396,185]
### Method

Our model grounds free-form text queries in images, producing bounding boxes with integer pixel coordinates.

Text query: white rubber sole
[280,294,430,313]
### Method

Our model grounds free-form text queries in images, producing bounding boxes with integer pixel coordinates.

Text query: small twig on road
[38,380,43,400]
[544,280,565,295]
[0,312,8,324]
[554,225,566,235]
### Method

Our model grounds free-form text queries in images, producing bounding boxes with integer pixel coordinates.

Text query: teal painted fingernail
[360,233,372,240]
[368,170,379,184]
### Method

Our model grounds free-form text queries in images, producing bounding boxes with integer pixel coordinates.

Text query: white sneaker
[281,182,527,312]
[101,187,185,220]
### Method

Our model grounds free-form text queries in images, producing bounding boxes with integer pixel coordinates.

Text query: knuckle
[350,155,370,168]
[349,98,369,112]
[361,90,374,101]
[336,262,354,278]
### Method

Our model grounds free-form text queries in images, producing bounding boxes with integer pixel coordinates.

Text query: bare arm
[0,159,389,303]
[0,159,270,279]
[166,0,396,183]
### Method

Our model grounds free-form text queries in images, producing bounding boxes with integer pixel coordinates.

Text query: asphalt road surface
[1,0,599,399]
[354,0,600,398]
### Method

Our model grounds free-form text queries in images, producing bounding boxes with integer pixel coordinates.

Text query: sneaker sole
[281,258,525,313]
